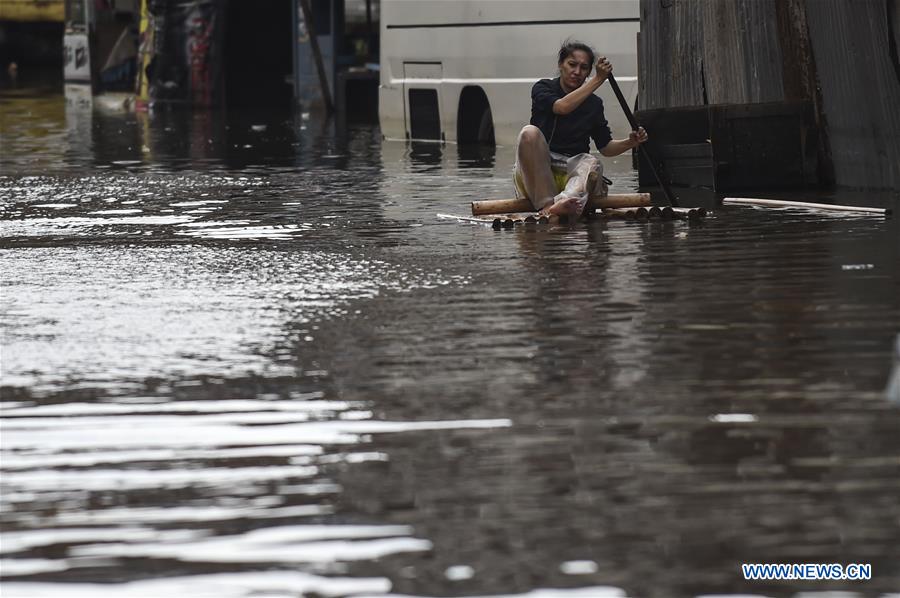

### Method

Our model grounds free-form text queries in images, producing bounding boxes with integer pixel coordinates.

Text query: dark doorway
[0,22,64,69]
[408,88,441,140]
[457,85,494,145]
[224,0,293,108]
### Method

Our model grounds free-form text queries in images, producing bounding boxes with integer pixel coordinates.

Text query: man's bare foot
[541,196,580,217]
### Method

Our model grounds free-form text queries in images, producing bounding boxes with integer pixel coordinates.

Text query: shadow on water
[1,82,900,598]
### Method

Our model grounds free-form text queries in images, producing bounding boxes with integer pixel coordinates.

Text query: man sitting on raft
[515,41,649,217]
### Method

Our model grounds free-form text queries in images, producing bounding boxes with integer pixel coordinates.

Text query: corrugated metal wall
[805,1,900,188]
[638,0,900,189]
[638,0,785,109]
[638,0,703,108]
[700,1,784,104]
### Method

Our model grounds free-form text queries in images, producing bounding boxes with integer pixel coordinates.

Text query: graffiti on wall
[184,2,216,107]
[138,0,222,106]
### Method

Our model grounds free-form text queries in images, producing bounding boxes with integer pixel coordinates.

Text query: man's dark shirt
[530,77,612,156]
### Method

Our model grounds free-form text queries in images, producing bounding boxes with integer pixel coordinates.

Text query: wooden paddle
[606,73,679,207]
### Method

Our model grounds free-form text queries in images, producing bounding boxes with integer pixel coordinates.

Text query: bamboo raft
[471,193,651,216]
[441,192,709,230]
[443,193,888,232]
[439,205,707,229]
[603,206,708,220]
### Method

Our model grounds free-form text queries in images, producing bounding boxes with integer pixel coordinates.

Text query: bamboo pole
[601,208,639,220]
[471,193,650,216]
[723,197,891,215]
[590,193,652,209]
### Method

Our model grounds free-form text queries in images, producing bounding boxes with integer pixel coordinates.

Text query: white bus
[378,0,640,146]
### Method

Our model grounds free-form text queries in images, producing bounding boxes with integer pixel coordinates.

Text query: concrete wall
[0,0,64,22]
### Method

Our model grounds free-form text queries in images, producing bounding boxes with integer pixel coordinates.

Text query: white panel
[380,0,640,143]
[64,31,91,83]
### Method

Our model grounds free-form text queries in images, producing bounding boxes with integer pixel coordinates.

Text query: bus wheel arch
[457,86,495,145]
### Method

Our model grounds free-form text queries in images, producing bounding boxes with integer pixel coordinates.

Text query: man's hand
[595,56,612,83]
[628,126,649,148]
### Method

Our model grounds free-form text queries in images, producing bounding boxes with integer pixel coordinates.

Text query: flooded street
[2,82,900,598]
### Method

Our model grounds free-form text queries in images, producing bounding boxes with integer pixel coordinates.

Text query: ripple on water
[0,577,632,598]
[0,572,392,598]
[0,245,465,392]
[0,388,510,594]
[2,93,899,598]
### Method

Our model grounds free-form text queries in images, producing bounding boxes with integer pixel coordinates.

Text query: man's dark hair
[557,40,595,66]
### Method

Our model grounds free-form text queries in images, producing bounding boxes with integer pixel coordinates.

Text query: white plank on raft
[723,197,891,215]
[436,213,496,224]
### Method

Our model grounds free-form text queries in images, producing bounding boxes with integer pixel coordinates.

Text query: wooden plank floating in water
[723,197,892,216]
[471,193,651,216]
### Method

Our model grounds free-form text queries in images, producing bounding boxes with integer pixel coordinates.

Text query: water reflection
[457,142,496,169]
[2,84,900,598]
[408,141,444,170]
[888,335,900,403]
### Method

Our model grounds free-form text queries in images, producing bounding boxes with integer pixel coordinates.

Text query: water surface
[1,82,899,598]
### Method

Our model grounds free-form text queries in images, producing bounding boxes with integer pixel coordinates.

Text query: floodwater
[1,79,900,598]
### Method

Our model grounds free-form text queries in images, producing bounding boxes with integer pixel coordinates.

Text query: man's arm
[553,56,613,115]
[600,126,649,157]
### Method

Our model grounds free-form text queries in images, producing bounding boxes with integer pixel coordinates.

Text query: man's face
[559,50,592,92]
